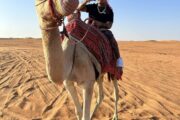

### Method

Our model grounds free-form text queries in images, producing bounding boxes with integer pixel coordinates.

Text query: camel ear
[57,0,79,16]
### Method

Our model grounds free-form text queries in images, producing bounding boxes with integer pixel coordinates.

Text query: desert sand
[0,39,179,120]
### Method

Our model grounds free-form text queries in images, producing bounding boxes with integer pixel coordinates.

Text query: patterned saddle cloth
[65,19,121,79]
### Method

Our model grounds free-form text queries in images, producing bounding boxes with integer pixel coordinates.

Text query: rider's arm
[103,21,113,29]
[93,20,113,29]
[77,0,90,12]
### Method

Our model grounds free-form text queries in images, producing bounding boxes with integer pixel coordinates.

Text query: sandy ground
[0,39,180,120]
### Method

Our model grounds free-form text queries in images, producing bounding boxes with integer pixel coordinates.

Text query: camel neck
[41,28,64,84]
[41,28,61,47]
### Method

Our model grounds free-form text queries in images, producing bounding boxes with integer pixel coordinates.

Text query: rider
[77,0,123,79]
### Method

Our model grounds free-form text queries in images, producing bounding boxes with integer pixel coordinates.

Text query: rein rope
[48,0,63,26]
[69,18,94,45]
[35,0,47,6]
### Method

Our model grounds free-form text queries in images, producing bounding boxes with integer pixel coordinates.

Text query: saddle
[65,19,121,79]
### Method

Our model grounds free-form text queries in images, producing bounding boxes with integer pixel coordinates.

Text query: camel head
[35,0,79,29]
[34,0,79,85]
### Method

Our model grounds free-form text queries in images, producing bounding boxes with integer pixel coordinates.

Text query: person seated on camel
[77,0,123,78]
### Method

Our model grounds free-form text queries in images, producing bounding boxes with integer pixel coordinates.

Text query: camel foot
[112,114,118,120]
[76,111,82,120]
[76,115,82,120]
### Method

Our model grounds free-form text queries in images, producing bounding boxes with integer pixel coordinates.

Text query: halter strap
[35,0,64,30]
[48,0,63,24]
[35,0,47,6]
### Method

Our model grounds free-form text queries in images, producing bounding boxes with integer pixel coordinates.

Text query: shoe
[116,58,123,68]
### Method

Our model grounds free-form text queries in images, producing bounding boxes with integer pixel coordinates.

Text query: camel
[35,0,120,120]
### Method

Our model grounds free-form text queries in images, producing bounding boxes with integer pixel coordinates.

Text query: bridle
[35,0,64,30]
[35,0,47,6]
[35,0,92,43]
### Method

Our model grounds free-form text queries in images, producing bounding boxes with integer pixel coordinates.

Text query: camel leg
[82,83,94,120]
[90,76,104,119]
[63,80,82,120]
[112,79,119,120]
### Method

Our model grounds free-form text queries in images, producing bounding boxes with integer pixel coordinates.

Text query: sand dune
[0,39,180,120]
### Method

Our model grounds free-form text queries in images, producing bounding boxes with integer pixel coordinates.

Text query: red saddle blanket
[65,19,121,79]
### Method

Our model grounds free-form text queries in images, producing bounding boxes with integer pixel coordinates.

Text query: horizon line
[0,37,179,41]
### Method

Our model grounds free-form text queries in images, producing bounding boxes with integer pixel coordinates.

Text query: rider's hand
[78,0,91,11]
[92,20,103,28]
[84,0,91,3]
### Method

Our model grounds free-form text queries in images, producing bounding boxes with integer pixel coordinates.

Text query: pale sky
[0,0,180,40]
